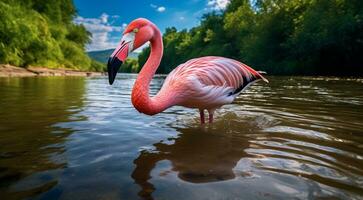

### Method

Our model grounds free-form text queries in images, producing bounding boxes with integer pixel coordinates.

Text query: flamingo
[108,18,268,124]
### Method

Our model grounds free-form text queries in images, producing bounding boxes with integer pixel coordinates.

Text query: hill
[88,49,139,64]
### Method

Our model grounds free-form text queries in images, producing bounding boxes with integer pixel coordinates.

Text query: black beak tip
[107,57,123,85]
[109,77,115,85]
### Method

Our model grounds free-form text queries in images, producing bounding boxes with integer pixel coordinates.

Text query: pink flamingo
[108,18,268,124]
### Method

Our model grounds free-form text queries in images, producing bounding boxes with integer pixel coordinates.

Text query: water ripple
[0,76,362,199]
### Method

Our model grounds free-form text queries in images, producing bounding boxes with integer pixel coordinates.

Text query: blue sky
[73,0,230,51]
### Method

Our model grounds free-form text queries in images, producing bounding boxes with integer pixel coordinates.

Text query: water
[0,75,362,200]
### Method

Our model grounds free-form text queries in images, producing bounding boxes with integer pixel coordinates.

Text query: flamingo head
[107,18,155,85]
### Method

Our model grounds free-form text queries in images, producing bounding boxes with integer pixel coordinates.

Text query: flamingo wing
[159,56,268,109]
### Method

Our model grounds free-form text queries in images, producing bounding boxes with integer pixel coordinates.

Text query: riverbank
[0,64,105,77]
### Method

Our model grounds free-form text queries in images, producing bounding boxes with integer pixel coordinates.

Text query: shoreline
[0,64,106,77]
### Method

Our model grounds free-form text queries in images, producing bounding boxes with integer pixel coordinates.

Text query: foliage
[0,0,105,71]
[121,59,139,73]
[137,0,363,75]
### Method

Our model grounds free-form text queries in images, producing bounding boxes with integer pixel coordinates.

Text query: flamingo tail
[228,66,269,96]
[245,66,269,83]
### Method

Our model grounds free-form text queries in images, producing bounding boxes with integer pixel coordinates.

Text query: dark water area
[0,75,362,200]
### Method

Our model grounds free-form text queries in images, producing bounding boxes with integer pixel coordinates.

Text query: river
[0,75,362,199]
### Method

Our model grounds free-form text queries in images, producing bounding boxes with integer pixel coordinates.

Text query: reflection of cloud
[207,0,230,10]
[74,13,125,51]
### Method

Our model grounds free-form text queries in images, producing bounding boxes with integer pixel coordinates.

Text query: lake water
[0,75,362,200]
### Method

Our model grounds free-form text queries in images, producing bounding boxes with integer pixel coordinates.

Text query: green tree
[0,0,106,71]
[137,0,363,76]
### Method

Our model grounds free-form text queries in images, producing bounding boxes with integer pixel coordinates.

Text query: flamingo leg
[208,110,214,123]
[199,109,205,124]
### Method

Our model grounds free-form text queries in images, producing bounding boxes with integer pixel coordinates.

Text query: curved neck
[131,26,173,115]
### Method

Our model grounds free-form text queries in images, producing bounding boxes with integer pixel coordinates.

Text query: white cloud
[100,13,109,24]
[74,14,125,51]
[87,32,111,51]
[122,23,128,30]
[207,0,230,10]
[157,6,166,12]
[179,16,185,20]
[150,4,166,12]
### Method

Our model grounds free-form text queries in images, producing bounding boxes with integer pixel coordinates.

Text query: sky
[73,0,230,52]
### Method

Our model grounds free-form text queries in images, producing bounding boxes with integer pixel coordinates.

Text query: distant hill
[88,49,139,63]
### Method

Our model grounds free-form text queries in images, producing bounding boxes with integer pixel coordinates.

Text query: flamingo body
[108,18,268,123]
[159,56,268,110]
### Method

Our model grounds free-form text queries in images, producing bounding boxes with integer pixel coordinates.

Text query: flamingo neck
[131,27,173,115]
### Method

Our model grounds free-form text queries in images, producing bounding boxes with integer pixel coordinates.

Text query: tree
[137,0,363,76]
[0,0,105,71]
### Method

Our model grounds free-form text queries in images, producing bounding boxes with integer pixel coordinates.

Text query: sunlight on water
[0,75,362,199]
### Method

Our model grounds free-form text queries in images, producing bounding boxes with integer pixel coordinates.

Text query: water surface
[0,75,362,199]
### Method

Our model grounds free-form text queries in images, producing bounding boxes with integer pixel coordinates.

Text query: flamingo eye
[133,28,139,33]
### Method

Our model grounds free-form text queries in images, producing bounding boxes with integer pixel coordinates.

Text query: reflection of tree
[0,77,86,199]
[132,126,249,200]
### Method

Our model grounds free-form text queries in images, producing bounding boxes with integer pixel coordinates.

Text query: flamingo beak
[107,57,122,85]
[107,41,130,85]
